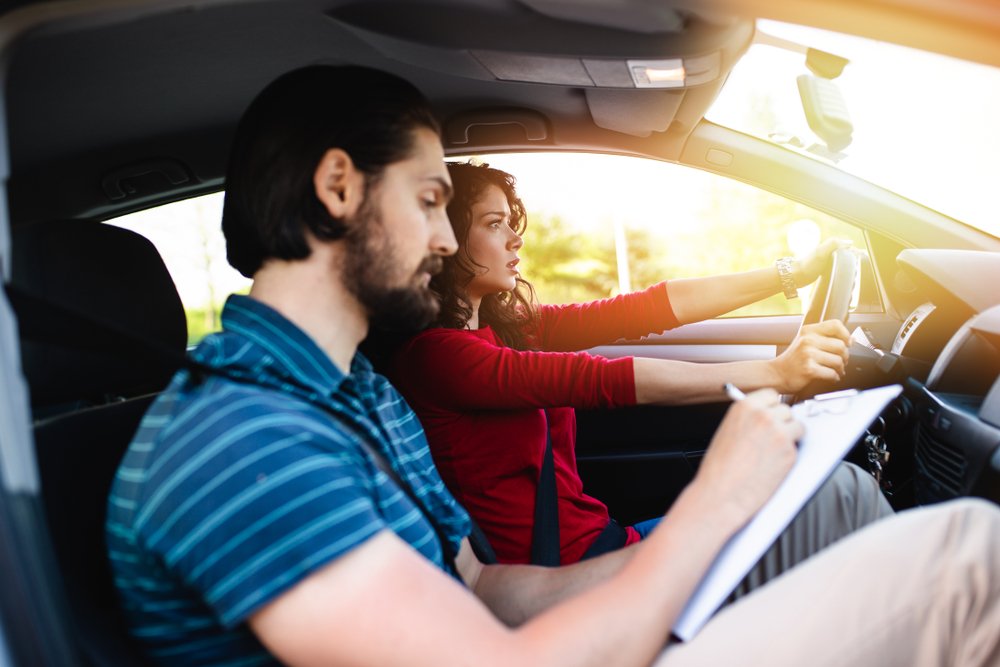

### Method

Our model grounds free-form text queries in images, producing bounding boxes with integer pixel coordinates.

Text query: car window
[106,193,251,345]
[467,152,871,316]
[109,154,874,334]
[708,19,1000,238]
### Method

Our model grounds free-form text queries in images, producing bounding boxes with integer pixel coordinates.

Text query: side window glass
[472,153,872,317]
[106,193,251,345]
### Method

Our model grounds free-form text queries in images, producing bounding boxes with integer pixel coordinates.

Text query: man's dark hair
[432,161,539,350]
[222,65,440,278]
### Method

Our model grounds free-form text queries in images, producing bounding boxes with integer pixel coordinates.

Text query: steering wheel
[788,247,860,402]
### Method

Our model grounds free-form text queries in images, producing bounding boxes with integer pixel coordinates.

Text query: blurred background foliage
[520,176,865,317]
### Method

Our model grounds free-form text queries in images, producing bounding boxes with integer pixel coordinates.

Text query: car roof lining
[2,0,752,223]
[3,0,1000,224]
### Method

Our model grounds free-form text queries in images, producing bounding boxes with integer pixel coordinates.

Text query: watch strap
[775,257,799,300]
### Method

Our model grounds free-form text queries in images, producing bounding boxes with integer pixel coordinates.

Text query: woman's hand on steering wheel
[769,319,851,394]
[793,238,853,288]
[786,245,860,402]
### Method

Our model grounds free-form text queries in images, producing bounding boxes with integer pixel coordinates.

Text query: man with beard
[106,65,463,665]
[107,65,1000,667]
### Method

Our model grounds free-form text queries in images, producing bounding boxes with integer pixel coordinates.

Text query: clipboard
[672,383,903,641]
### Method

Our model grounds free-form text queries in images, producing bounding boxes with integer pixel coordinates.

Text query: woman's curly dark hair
[432,161,539,350]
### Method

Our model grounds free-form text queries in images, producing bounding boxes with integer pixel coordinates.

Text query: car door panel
[575,317,792,523]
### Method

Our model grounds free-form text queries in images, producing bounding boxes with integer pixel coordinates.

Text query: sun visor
[515,0,738,34]
[584,88,683,137]
[471,51,596,86]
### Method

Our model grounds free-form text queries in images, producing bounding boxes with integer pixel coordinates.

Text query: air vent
[914,423,967,502]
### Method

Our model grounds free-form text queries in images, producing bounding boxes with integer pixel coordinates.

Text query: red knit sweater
[388,282,679,564]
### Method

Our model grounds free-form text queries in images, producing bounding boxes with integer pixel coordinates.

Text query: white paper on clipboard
[672,383,903,642]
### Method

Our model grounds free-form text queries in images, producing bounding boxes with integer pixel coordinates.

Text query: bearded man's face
[340,186,443,333]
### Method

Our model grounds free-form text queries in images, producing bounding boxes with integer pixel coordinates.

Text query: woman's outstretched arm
[633,319,850,405]
[665,239,850,325]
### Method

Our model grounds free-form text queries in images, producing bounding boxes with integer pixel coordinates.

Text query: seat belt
[531,412,561,566]
[5,283,500,573]
[350,434,496,569]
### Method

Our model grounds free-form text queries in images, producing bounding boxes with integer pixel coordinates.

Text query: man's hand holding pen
[691,386,804,527]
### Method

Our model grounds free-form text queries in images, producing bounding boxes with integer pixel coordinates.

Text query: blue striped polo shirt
[106,294,471,666]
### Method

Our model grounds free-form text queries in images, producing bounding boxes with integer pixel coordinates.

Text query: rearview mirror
[797,74,853,152]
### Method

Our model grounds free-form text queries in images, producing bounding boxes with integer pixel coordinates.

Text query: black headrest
[10,220,187,413]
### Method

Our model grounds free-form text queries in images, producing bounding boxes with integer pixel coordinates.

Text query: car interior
[0,1,998,665]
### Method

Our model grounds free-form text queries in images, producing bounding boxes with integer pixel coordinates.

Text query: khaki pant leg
[731,461,895,600]
[655,499,1000,667]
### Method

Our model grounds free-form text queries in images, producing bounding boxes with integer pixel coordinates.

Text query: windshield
[707,19,1000,238]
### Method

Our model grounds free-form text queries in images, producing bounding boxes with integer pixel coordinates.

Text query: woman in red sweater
[388,161,853,565]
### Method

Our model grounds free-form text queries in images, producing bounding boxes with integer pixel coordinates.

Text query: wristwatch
[775,257,799,300]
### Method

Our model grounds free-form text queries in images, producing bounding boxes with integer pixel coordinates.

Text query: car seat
[10,219,188,666]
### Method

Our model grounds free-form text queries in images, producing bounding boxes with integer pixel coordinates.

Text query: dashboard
[877,249,1000,506]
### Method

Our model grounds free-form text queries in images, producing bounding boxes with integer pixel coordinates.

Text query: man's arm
[250,391,800,667]
[460,537,637,627]
[250,485,736,667]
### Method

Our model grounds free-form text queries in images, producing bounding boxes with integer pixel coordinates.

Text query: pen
[723,382,747,402]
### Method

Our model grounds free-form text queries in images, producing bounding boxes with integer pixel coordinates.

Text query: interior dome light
[628,59,685,87]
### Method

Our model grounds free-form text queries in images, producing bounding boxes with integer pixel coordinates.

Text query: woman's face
[463,183,523,300]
